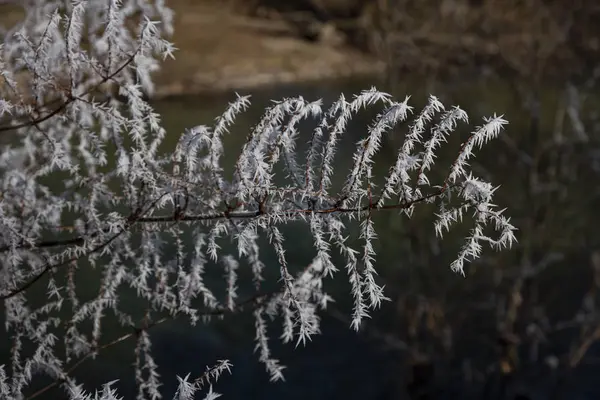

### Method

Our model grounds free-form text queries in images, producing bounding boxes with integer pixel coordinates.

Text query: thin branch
[0,49,139,133]
[0,189,444,254]
[25,287,281,400]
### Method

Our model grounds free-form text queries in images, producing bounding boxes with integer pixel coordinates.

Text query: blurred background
[3,1,600,399]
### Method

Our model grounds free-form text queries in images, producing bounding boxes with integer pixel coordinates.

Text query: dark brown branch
[0,227,128,301]
[0,49,139,133]
[0,190,443,301]
[0,190,443,254]
[0,193,162,300]
[25,288,279,400]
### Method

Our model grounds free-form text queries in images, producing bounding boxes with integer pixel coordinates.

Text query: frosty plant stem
[0,2,516,399]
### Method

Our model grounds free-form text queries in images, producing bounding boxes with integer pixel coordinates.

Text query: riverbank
[0,1,385,99]
[152,2,385,98]
[4,0,597,100]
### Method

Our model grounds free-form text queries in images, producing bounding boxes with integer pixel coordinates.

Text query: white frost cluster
[0,1,516,399]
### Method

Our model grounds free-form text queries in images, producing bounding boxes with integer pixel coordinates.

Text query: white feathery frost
[0,2,516,399]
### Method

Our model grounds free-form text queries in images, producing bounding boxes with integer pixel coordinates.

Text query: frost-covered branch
[0,2,516,399]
